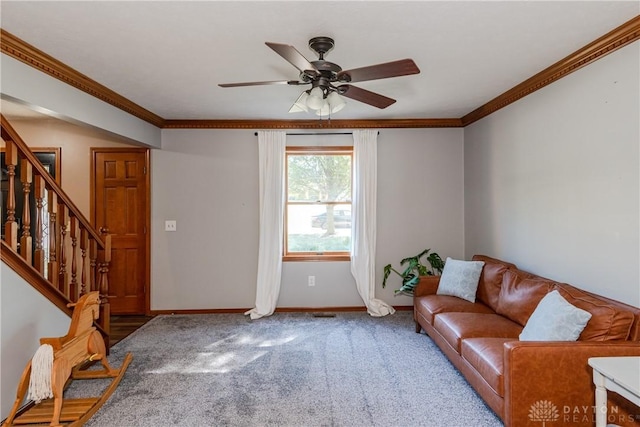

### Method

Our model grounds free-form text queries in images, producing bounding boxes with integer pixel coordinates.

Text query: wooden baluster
[19,159,33,264]
[80,227,88,296]
[90,238,98,292]
[47,192,59,289]
[58,204,68,296]
[69,215,78,302]
[4,140,18,250]
[33,175,46,274]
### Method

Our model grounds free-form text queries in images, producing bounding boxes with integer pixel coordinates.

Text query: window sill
[283,254,351,262]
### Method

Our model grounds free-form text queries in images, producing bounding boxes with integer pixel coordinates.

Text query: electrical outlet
[165,220,177,232]
[308,275,315,287]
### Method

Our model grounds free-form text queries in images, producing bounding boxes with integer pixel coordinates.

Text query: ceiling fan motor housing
[304,37,343,84]
[308,36,334,58]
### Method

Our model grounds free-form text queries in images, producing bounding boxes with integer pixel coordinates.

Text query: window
[284,146,352,261]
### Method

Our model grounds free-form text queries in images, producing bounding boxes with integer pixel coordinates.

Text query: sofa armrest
[503,341,640,427]
[413,276,441,298]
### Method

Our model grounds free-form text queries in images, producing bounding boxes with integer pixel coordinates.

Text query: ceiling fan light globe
[327,92,346,114]
[306,97,324,111]
[316,102,331,116]
[290,91,309,113]
[289,104,306,113]
[309,86,324,98]
[307,87,325,110]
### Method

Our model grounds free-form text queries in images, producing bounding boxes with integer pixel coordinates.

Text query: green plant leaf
[400,256,416,266]
[384,249,443,294]
[400,264,413,277]
[396,274,420,295]
[394,288,414,296]
[417,248,431,260]
[382,264,392,288]
[406,275,419,288]
[427,253,445,275]
[402,273,417,286]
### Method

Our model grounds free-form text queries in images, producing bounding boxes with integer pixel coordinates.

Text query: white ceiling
[1,1,638,121]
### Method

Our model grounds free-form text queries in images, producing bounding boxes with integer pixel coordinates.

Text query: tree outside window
[285,147,352,261]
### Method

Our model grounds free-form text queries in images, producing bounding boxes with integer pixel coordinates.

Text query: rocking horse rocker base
[2,292,132,427]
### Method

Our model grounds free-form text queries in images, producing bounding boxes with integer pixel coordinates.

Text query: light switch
[165,220,177,232]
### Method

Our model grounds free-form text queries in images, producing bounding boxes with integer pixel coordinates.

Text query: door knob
[99,227,109,234]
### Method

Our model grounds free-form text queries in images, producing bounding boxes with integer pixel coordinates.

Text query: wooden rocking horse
[2,291,132,427]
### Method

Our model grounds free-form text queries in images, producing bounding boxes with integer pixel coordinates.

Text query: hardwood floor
[109,315,155,347]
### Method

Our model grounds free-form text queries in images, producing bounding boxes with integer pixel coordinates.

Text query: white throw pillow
[436,258,485,303]
[519,290,592,341]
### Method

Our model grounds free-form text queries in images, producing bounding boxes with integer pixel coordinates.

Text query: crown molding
[0,29,165,128]
[161,118,463,129]
[2,15,638,131]
[461,15,640,127]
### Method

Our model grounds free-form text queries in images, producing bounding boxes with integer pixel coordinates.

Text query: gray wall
[464,42,640,306]
[152,128,464,310]
[0,264,70,419]
[1,55,161,148]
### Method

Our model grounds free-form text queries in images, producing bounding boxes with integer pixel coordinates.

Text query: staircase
[0,114,111,343]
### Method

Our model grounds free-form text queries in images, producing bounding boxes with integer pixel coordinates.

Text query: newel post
[98,233,112,339]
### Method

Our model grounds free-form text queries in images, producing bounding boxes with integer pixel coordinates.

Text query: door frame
[90,147,151,315]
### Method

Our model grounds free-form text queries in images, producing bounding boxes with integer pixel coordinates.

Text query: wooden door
[92,148,149,314]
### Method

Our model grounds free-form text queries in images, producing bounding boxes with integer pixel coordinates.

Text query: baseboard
[149,308,248,315]
[149,305,413,315]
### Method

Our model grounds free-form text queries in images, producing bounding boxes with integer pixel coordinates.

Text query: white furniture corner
[588,356,640,427]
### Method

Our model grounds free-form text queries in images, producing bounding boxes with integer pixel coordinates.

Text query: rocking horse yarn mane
[27,344,54,403]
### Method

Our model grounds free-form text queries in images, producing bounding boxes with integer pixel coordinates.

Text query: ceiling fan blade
[338,85,396,109]
[219,80,303,88]
[265,42,318,75]
[337,59,420,83]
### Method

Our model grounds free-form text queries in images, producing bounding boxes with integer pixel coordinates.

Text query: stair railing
[1,114,111,338]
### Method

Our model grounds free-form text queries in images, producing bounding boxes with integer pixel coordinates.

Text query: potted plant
[382,249,445,296]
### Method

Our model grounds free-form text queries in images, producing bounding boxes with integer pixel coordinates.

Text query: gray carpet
[67,311,503,426]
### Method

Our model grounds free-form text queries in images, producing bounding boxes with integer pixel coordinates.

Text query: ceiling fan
[219,36,420,115]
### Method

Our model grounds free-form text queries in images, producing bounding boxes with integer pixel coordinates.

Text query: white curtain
[351,130,395,317]
[245,131,286,320]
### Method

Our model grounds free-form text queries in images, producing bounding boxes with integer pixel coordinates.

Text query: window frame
[283,146,353,262]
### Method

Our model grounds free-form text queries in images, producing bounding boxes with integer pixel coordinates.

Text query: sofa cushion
[436,258,485,303]
[553,283,635,341]
[434,312,522,353]
[461,337,512,397]
[519,290,592,341]
[415,295,494,325]
[496,270,554,327]
[472,255,516,312]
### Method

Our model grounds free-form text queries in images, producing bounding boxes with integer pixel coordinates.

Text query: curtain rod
[253,132,379,136]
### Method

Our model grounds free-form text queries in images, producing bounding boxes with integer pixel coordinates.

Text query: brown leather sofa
[414,255,640,427]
